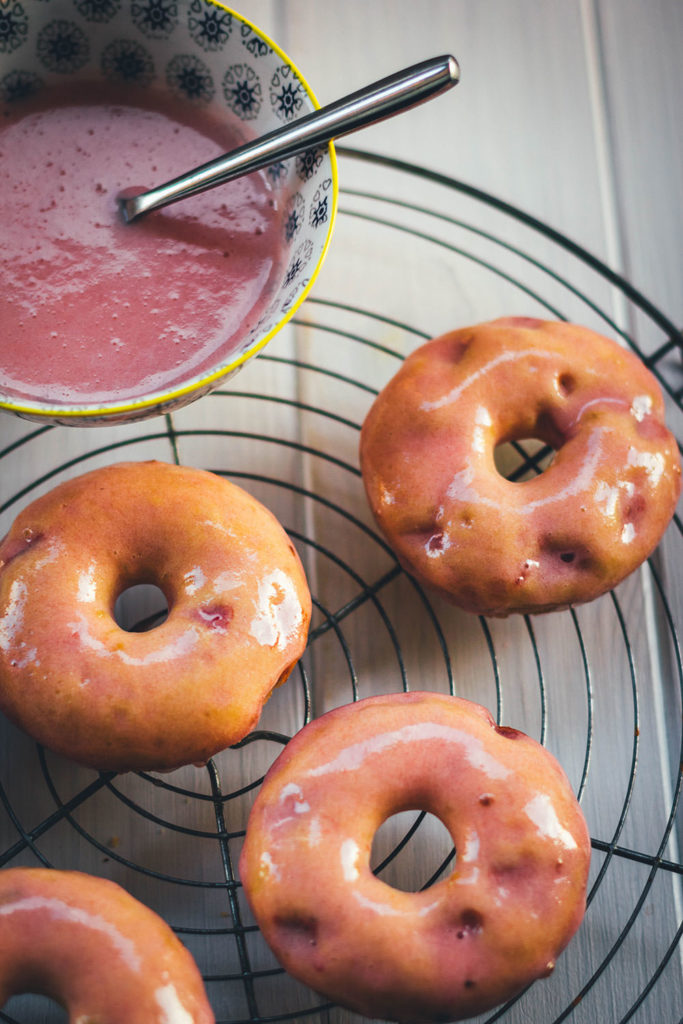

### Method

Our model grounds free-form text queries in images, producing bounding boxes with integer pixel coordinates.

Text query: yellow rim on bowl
[1,1,338,423]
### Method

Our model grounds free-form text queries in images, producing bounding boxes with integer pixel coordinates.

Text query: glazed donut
[0,867,214,1022]
[360,318,681,615]
[0,461,311,772]
[239,691,591,1023]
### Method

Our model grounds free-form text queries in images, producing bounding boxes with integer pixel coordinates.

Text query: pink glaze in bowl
[0,1,337,425]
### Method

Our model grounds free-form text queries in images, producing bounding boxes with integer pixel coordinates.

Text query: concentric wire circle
[0,148,681,1023]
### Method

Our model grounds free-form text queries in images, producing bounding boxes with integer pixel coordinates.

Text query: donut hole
[5,994,66,1021]
[494,437,556,481]
[114,583,169,632]
[371,810,454,892]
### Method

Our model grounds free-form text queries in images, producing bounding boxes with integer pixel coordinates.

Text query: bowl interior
[0,0,336,423]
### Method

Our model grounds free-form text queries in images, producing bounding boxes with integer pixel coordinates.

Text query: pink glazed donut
[0,461,311,772]
[0,867,214,1022]
[360,318,681,615]
[240,692,591,1022]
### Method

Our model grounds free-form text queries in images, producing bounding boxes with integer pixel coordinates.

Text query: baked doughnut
[0,461,311,772]
[360,318,681,615]
[239,691,591,1023]
[0,867,214,1022]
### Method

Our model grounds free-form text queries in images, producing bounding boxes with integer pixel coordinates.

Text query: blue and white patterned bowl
[0,0,337,424]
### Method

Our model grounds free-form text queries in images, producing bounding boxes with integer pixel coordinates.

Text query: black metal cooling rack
[0,148,682,1023]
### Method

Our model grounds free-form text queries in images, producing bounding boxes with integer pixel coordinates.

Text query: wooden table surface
[1,2,681,1023]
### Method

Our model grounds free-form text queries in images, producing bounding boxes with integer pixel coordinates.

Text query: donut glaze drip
[240,692,591,1022]
[0,868,214,1022]
[359,319,681,615]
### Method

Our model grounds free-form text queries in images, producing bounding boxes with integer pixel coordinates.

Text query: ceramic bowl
[0,0,337,425]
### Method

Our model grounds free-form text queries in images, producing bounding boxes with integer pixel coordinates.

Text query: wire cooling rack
[0,148,682,1024]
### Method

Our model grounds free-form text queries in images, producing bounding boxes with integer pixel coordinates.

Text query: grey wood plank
[595,0,683,330]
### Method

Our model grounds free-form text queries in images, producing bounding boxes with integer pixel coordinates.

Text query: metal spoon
[117,54,459,223]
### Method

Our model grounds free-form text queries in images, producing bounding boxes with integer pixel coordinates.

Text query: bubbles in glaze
[0,82,286,407]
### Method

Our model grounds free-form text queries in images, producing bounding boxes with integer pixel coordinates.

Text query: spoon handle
[119,54,459,222]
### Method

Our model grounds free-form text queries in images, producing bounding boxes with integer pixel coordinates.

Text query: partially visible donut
[0,461,311,771]
[360,318,681,615]
[239,691,591,1023]
[0,867,214,1022]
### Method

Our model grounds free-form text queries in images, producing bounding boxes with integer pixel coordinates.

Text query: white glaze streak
[0,895,141,971]
[307,723,512,781]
